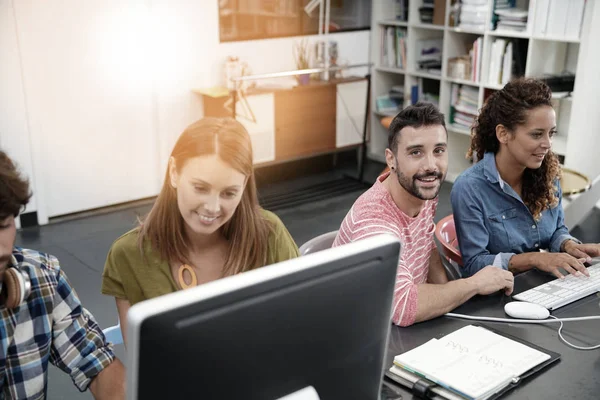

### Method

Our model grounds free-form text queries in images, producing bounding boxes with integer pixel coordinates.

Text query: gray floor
[15,161,600,399]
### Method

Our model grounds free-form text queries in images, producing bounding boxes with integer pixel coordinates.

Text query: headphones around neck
[1,267,31,309]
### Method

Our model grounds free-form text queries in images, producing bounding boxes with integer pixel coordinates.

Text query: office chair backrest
[435,215,463,280]
[435,215,462,265]
[103,320,124,345]
[299,231,338,255]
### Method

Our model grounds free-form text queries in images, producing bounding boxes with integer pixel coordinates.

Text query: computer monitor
[126,234,401,400]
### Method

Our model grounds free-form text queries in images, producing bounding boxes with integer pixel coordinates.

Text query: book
[389,325,559,400]
[376,95,402,114]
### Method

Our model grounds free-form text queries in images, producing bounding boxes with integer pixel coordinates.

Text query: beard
[394,165,444,200]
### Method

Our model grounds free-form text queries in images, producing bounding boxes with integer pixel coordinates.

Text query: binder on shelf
[564,0,585,39]
[387,324,560,400]
[533,0,550,36]
[546,0,569,37]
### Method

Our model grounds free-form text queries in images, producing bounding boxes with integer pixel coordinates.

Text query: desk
[386,270,600,399]
[194,76,368,165]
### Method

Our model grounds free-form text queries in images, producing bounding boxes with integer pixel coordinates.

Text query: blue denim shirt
[450,152,579,277]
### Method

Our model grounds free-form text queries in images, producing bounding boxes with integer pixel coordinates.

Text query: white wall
[0,0,370,222]
[152,0,370,173]
[566,0,600,180]
[564,0,600,209]
[0,0,37,214]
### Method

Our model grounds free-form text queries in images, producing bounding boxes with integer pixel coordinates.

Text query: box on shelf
[448,56,471,80]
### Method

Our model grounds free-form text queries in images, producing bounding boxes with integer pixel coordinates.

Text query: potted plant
[293,38,311,85]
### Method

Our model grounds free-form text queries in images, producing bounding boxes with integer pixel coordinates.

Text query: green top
[101,209,299,305]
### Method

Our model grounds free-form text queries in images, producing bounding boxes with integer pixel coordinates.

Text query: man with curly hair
[452,77,600,279]
[0,150,125,399]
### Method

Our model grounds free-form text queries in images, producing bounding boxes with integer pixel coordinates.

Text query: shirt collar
[483,152,500,185]
[483,152,518,196]
[9,250,20,271]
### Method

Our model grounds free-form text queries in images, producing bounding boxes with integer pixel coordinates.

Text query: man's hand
[563,240,600,264]
[532,251,588,279]
[469,266,514,296]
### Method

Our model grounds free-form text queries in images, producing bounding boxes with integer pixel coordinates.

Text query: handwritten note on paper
[394,325,551,400]
[439,326,550,377]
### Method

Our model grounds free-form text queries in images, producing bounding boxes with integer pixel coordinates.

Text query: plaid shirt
[0,248,115,399]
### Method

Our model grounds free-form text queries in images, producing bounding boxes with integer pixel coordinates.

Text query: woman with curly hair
[450,78,600,278]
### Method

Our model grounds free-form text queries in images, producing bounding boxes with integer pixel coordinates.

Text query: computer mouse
[504,301,550,320]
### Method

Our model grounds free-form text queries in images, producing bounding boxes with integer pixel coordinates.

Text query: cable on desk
[549,316,600,350]
[445,313,600,351]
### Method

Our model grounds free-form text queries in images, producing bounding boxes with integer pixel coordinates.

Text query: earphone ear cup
[4,268,24,309]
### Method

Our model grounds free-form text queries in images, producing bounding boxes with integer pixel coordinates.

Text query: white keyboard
[513,263,600,310]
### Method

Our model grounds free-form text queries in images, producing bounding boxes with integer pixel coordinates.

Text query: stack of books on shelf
[394,0,409,21]
[450,84,478,132]
[493,0,515,14]
[389,85,405,103]
[380,26,407,69]
[491,0,528,32]
[376,85,404,116]
[416,39,443,75]
[419,0,435,23]
[457,0,487,31]
[495,7,528,32]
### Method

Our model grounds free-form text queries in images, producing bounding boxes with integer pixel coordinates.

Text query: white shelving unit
[369,0,593,183]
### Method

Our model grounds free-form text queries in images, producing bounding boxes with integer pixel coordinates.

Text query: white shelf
[378,19,408,27]
[445,77,480,87]
[552,92,573,101]
[409,70,442,80]
[448,125,472,136]
[411,23,445,31]
[532,36,580,44]
[446,27,485,35]
[487,30,531,39]
[482,83,503,90]
[375,66,407,75]
[369,0,590,176]
[373,110,398,118]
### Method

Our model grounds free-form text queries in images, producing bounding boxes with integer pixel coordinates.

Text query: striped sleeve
[333,208,417,327]
[391,258,418,327]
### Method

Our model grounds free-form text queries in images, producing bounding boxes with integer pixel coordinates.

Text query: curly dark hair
[468,78,560,220]
[0,150,32,218]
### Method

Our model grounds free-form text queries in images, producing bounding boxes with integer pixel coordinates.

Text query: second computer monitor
[126,234,401,400]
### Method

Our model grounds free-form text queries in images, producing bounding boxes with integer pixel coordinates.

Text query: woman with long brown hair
[450,78,600,279]
[102,117,299,343]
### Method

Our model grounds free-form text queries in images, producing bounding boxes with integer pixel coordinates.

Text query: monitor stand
[278,386,320,400]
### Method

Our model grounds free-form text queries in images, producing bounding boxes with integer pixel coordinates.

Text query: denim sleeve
[549,182,581,252]
[451,178,515,277]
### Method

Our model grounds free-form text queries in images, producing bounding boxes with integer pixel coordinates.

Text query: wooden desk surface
[192,76,366,98]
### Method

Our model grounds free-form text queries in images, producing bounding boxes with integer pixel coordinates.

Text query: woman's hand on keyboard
[532,252,589,279]
[563,240,600,263]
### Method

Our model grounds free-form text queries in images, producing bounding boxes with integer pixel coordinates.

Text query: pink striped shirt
[333,172,437,327]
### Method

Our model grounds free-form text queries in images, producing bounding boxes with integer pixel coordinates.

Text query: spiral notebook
[388,324,560,400]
